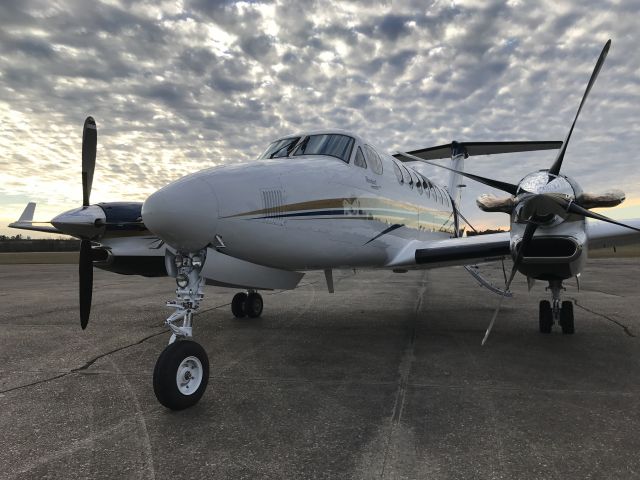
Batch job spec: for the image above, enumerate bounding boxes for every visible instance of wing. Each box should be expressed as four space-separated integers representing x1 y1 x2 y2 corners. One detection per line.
387 232 510 269
587 218 640 250
8 202 63 234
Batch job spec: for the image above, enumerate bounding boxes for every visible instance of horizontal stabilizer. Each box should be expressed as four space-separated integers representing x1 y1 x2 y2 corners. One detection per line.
394 141 562 161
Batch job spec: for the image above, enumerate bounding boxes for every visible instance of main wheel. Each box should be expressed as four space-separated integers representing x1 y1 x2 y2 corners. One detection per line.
539 300 553 334
560 300 575 335
245 292 263 318
153 340 209 410
231 292 247 318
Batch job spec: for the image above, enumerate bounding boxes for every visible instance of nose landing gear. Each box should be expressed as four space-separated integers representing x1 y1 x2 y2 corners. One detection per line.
231 290 264 318
539 280 574 334
154 250 210 410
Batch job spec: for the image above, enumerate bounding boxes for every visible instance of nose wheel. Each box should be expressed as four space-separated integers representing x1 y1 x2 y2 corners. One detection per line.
153 340 209 410
539 281 575 334
539 300 553 334
559 300 574 334
231 291 263 318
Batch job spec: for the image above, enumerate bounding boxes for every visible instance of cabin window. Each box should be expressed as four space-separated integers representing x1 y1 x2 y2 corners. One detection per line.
293 134 355 163
409 170 421 192
415 174 423 195
259 137 301 159
392 161 403 184
354 147 367 169
363 145 383 175
435 187 443 204
418 174 430 198
401 165 413 189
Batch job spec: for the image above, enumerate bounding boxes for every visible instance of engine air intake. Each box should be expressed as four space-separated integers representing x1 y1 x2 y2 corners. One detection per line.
520 237 579 261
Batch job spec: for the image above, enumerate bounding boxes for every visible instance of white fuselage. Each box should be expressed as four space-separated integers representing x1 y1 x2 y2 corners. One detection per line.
142 134 457 272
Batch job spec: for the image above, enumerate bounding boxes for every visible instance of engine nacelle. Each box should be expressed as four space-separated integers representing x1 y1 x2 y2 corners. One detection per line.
92 232 167 277
510 220 587 282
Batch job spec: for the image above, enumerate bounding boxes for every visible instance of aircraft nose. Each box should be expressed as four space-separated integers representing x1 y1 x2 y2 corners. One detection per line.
142 175 218 252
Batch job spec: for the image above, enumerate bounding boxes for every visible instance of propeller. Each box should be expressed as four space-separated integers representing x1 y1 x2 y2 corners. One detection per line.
548 40 610 176
398 40 639 343
481 220 539 345
82 117 97 207
79 239 93 329
400 41 640 234
80 116 97 329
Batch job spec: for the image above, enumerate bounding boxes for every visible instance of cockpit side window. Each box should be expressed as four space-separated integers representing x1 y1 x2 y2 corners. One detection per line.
259 137 301 159
293 134 355 163
354 147 367 169
363 145 383 175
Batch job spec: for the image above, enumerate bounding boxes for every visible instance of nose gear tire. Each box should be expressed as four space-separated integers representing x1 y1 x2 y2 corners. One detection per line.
153 340 209 410
539 300 553 334
560 301 575 334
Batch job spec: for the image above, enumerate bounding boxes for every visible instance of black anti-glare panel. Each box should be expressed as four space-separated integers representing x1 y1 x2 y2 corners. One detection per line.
394 141 563 161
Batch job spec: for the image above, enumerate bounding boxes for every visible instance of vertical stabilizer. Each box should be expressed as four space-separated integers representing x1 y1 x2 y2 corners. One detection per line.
447 141 467 210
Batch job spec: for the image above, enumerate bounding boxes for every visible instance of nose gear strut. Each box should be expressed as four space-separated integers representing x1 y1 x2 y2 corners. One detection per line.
165 250 207 344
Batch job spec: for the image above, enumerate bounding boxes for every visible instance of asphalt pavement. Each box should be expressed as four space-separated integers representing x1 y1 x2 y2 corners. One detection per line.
1 259 639 479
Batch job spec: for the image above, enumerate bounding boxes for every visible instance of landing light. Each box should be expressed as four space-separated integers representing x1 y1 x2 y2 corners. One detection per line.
191 255 203 268
176 274 189 288
174 255 184 268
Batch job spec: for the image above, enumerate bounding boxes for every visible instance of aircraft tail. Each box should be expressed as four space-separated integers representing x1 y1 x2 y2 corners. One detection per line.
446 142 466 210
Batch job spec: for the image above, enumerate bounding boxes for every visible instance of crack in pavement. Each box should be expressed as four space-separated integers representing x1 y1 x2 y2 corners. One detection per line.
379 271 425 479
0 328 167 395
570 298 636 337
0 273 354 396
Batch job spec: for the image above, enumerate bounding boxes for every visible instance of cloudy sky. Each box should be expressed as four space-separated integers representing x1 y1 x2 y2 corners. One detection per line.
1 0 639 237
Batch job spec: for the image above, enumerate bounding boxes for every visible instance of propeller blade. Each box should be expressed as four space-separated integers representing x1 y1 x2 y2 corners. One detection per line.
79 239 93 329
396 150 519 195
548 40 611 175
82 117 97 206
482 221 538 345
566 202 640 232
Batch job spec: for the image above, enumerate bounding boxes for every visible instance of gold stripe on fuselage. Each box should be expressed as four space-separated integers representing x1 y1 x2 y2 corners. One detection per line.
224 197 455 235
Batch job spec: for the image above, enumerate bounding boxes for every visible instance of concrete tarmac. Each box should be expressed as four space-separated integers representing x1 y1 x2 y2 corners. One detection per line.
1 259 639 479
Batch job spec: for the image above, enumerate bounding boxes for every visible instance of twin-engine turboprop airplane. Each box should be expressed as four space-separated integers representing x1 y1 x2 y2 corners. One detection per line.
10 39 640 410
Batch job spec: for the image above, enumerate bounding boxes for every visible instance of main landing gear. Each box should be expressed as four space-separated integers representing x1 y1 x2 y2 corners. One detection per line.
231 290 263 318
154 250 210 410
538 280 574 335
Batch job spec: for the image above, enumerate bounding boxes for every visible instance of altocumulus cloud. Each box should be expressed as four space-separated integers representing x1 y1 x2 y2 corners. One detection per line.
0 0 639 232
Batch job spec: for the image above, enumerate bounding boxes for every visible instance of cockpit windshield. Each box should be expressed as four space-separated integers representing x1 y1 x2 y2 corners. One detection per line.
259 137 301 159
293 134 354 163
